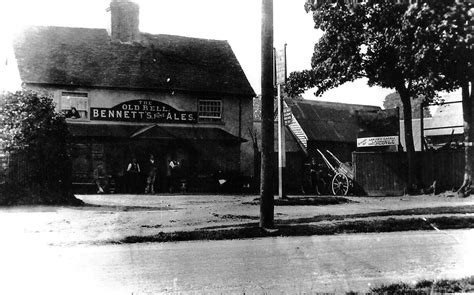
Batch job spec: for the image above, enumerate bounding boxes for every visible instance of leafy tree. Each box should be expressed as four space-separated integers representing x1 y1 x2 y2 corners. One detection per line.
408 1 473 196
0 90 81 205
383 92 432 120
285 0 469 192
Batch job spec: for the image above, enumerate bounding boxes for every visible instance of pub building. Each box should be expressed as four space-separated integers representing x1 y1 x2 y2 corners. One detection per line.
11 0 255 193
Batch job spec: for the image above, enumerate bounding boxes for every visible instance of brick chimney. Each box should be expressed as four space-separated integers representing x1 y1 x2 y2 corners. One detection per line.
109 0 140 42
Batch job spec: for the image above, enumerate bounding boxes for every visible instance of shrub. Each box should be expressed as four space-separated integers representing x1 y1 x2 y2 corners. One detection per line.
0 90 82 205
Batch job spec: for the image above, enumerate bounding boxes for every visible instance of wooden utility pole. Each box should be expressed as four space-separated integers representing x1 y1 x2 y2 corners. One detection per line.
260 0 274 228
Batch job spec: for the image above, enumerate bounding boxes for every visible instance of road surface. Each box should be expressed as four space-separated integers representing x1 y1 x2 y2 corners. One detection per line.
1 230 473 294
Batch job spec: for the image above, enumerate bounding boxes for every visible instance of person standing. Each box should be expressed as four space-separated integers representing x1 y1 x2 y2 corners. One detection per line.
309 157 321 195
145 154 158 194
168 159 180 193
93 163 108 194
127 157 141 194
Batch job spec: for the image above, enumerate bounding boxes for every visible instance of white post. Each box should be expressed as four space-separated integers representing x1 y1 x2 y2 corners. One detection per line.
276 45 287 199
278 84 284 199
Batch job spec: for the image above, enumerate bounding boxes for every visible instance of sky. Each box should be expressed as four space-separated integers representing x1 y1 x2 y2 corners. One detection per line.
0 0 394 107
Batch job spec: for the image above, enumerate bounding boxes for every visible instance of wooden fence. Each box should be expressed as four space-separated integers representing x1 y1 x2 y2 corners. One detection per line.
353 151 464 196
1 153 31 186
2 149 465 196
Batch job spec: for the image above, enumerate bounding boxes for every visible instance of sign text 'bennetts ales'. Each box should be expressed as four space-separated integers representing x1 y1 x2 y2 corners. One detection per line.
90 100 197 124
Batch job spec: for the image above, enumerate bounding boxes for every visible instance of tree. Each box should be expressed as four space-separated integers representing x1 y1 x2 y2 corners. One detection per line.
407 1 473 196
0 90 81 205
383 92 432 120
285 0 468 192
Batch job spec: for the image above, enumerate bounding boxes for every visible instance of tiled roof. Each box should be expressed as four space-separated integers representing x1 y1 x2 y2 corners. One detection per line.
136 125 246 143
400 103 464 151
67 123 139 138
287 100 381 143
253 121 302 153
68 123 245 143
13 26 255 96
430 102 463 130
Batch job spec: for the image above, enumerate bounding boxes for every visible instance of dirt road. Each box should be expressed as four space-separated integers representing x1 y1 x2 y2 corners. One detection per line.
1 229 472 294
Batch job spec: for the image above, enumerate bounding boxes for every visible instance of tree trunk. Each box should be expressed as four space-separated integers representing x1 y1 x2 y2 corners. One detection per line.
457 81 473 197
260 0 274 228
398 88 418 193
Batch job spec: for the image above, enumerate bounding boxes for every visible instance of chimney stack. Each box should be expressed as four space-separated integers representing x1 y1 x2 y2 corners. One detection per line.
109 0 140 43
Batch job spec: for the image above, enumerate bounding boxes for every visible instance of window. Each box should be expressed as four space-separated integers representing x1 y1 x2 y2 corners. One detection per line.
198 100 222 122
61 92 89 119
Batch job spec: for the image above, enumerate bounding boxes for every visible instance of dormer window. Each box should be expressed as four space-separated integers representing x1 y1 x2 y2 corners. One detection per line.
61 92 89 119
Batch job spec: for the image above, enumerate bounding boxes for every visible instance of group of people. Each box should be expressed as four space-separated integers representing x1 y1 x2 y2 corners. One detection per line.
94 155 182 194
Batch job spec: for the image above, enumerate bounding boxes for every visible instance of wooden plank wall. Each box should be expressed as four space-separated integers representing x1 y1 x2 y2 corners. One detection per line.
420 151 464 191
353 152 406 196
353 151 464 196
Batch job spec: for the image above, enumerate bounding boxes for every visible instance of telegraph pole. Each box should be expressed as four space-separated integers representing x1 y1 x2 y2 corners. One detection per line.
260 0 274 229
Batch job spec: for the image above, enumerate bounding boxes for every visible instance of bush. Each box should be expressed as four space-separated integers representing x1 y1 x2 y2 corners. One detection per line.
0 183 83 206
0 90 81 205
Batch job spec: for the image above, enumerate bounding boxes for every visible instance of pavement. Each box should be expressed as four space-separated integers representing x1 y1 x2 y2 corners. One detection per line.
1 192 473 246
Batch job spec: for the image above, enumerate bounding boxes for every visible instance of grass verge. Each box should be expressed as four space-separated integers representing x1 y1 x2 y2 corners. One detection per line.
244 196 354 206
112 215 474 244
367 276 474 294
201 205 474 230
278 205 474 224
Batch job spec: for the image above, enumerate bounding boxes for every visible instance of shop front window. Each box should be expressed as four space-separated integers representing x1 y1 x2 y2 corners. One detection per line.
61 92 89 119
198 100 222 122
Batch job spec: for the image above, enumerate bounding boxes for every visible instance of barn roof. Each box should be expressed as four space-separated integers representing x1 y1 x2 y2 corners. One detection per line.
287 100 381 143
13 26 255 96
253 121 302 153
400 102 464 151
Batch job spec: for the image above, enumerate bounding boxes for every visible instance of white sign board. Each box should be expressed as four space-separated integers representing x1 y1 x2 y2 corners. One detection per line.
275 48 286 85
357 136 399 147
283 105 292 125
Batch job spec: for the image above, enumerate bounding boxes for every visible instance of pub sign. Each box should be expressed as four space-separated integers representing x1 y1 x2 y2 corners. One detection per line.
91 100 197 124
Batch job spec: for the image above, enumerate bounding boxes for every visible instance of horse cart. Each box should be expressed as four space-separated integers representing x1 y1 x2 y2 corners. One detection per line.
316 149 354 196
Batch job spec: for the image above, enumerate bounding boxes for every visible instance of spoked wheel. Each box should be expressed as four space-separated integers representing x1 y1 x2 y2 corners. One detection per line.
332 173 349 196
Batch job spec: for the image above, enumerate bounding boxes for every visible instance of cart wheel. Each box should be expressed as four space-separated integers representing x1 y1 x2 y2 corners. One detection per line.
332 173 349 196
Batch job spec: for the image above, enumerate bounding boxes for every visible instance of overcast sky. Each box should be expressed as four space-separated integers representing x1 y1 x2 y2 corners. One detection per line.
0 0 393 106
